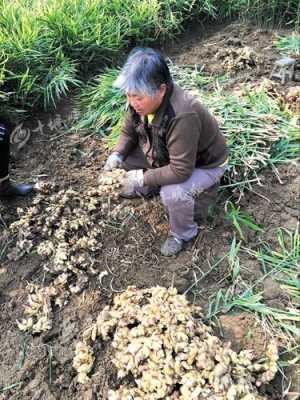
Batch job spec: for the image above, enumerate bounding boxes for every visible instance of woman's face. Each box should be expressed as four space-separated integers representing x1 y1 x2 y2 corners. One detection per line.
126 84 167 117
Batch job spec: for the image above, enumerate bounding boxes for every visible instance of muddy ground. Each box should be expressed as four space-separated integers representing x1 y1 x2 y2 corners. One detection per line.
0 22 299 399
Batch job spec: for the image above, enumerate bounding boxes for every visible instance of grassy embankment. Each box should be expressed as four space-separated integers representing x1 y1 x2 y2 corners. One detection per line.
0 0 299 120
0 0 212 120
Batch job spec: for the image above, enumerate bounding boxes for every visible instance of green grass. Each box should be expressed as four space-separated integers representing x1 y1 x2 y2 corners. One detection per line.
73 68 125 136
0 0 213 116
251 225 299 277
217 0 300 28
225 201 263 240
206 225 300 345
0 1 81 111
1 0 299 118
0 381 23 393
274 34 300 56
203 87 300 196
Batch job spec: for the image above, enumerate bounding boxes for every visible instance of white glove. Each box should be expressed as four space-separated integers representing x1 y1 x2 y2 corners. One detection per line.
123 169 144 192
103 152 123 171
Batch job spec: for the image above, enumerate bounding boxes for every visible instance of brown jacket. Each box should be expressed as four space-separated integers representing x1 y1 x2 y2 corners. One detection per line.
114 83 229 187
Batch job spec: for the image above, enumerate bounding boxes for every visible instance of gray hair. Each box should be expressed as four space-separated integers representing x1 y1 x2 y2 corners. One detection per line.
114 47 171 97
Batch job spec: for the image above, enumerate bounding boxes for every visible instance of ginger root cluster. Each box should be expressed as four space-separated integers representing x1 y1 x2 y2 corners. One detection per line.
75 286 278 400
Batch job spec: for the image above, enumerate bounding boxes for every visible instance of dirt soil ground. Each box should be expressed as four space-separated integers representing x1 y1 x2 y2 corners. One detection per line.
0 22 299 399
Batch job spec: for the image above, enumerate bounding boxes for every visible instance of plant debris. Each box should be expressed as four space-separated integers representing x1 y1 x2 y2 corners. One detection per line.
16 274 70 333
75 286 279 399
135 200 169 236
285 86 300 115
215 47 263 71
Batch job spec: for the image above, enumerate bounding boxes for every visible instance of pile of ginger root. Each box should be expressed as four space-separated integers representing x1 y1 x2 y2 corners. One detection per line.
74 286 278 400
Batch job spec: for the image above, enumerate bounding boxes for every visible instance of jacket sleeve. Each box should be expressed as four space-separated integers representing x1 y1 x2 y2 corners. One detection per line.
144 113 201 187
113 111 138 158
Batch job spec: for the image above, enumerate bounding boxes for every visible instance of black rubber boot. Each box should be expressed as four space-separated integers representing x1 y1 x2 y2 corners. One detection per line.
0 123 10 180
0 179 33 197
0 121 33 198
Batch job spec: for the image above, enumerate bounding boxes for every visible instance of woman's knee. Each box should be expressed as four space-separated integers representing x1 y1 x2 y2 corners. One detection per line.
160 184 191 207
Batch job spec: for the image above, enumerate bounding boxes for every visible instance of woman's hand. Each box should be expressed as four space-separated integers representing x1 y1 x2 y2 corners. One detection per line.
122 169 144 192
103 152 123 171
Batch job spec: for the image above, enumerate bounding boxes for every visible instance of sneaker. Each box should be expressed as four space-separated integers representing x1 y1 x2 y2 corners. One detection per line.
161 236 183 257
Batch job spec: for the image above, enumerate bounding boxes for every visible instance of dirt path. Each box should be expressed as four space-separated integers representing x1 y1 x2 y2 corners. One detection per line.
0 22 299 400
